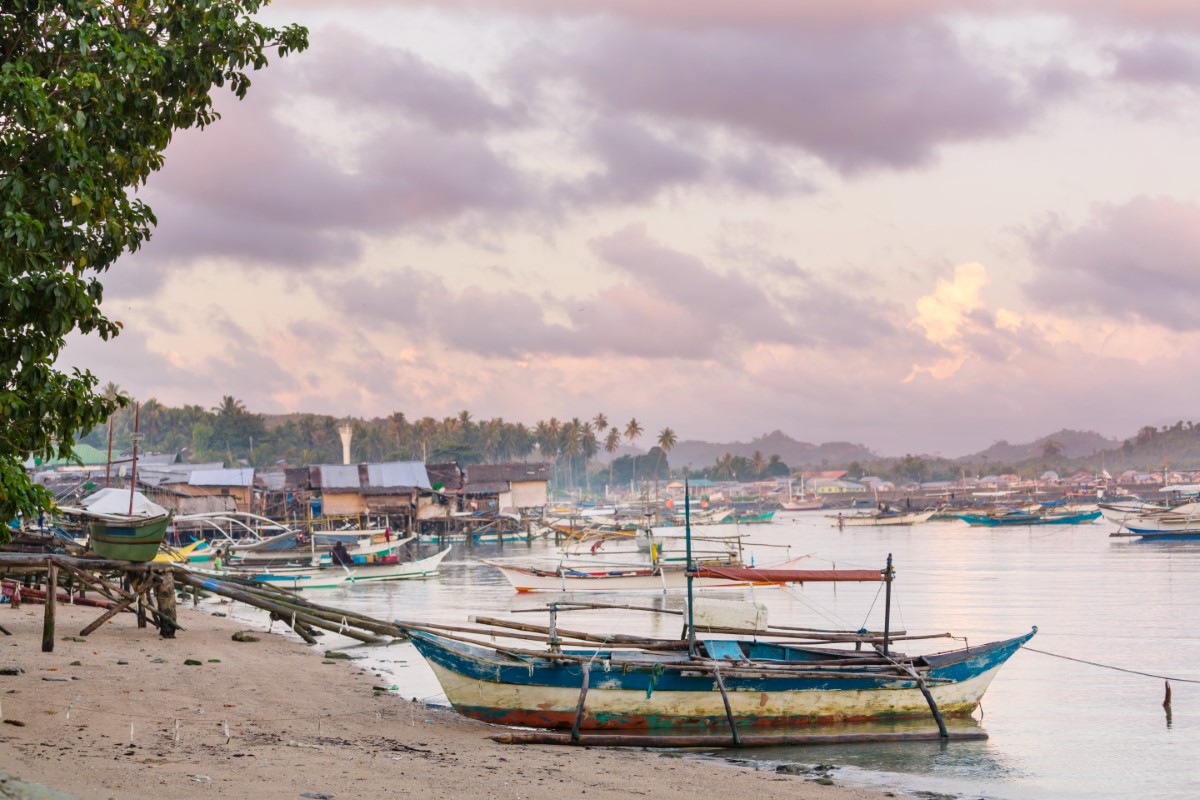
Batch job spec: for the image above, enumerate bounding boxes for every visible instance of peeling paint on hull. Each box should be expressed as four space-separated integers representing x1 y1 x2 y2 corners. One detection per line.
408 628 1035 731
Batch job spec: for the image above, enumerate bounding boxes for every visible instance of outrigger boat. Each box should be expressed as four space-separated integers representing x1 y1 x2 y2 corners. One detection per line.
209 546 453 590
484 555 812 593
399 486 1034 746
828 508 935 527
957 509 1101 527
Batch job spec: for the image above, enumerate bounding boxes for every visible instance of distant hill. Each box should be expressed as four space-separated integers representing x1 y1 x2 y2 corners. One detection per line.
669 430 877 470
961 429 1121 465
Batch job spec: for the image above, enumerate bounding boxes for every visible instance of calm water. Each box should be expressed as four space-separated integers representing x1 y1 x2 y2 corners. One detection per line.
221 512 1200 799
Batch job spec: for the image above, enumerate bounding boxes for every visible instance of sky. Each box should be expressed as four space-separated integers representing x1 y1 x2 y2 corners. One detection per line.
61 0 1200 458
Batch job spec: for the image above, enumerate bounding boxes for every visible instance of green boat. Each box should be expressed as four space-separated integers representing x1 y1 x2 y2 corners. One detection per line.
88 511 174 561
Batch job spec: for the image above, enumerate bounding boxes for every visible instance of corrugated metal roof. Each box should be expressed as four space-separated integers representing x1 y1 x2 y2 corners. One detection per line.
368 462 430 489
317 464 362 489
189 468 255 487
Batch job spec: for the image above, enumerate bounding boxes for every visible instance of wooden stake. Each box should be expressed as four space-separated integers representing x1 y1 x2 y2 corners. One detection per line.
570 664 590 742
41 561 57 653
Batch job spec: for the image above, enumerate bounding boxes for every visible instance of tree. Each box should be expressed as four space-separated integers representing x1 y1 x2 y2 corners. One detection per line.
624 418 643 490
1040 439 1064 459
604 428 621 489
655 427 677 482
0 2 307 533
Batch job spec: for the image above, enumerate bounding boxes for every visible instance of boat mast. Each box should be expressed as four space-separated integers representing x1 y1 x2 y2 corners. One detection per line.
128 401 140 515
104 416 114 488
685 479 696 657
881 552 894 656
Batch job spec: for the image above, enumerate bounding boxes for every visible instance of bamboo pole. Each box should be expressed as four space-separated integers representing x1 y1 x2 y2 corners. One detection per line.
173 572 388 644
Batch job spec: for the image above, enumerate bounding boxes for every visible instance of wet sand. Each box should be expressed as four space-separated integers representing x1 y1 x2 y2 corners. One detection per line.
0 601 897 799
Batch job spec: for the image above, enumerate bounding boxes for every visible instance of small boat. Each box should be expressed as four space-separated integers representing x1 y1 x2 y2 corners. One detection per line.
224 546 453 590
60 488 174 562
400 485 1034 743
400 555 1033 736
957 510 1102 527
780 499 824 512
484 555 812 593
829 508 935 527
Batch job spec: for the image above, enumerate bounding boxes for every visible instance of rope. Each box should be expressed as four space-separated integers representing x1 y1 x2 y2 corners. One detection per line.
1024 646 1200 684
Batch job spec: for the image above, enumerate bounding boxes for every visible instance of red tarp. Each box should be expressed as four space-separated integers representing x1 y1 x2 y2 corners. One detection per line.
694 567 883 583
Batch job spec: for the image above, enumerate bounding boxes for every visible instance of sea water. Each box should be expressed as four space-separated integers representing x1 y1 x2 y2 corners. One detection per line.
223 512 1200 800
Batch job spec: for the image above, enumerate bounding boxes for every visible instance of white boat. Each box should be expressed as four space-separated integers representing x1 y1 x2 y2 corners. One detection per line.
1115 501 1200 534
828 509 935 527
216 546 453 590
484 555 811 593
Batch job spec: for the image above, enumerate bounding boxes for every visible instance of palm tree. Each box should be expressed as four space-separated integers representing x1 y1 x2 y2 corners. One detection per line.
604 428 622 490
624 418 643 491
655 427 677 480
750 450 766 479
592 413 608 436
654 427 677 512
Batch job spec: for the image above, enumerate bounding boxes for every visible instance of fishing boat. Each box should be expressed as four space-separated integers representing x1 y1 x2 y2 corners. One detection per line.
1115 500 1200 539
484 555 812 593
217 546 453 590
399 487 1034 744
828 508 935 527
61 488 174 562
957 509 1101 527
780 498 824 512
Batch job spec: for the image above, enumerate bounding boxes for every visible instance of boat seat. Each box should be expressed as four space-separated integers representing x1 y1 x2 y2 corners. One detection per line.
703 640 745 661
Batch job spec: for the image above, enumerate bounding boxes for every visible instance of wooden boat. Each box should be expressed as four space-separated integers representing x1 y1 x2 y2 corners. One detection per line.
404 620 1035 732
957 510 1101 527
780 499 824 512
61 488 174 562
828 509 935 527
225 546 452 590
400 485 1034 742
87 511 174 561
484 555 811 593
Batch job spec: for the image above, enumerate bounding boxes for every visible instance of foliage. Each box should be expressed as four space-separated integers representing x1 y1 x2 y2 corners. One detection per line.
0 2 307 532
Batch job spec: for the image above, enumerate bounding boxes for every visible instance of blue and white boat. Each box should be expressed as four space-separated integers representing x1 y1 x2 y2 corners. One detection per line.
399 487 1035 743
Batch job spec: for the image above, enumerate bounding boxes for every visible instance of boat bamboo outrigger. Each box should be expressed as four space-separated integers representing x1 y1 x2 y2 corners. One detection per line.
398 481 1035 747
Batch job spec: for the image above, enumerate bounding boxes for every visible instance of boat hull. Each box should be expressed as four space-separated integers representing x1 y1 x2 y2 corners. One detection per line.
409 629 1035 731
88 513 174 562
236 546 452 590
957 511 1101 526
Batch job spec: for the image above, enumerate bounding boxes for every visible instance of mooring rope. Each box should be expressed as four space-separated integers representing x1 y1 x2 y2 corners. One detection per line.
1024 646 1200 684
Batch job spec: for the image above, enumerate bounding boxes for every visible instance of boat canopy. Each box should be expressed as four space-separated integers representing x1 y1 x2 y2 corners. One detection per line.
71 488 167 518
1160 484 1200 494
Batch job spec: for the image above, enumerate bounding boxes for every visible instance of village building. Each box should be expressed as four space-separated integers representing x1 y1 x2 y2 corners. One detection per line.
461 463 551 514
309 462 431 532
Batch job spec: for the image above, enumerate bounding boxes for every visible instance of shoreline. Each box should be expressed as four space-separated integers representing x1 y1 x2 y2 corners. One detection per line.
0 601 899 799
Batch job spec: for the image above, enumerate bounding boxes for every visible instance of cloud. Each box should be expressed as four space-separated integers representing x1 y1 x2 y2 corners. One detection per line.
300 27 525 132
905 262 1026 381
1024 197 1200 331
514 20 1061 174
1110 39 1200 87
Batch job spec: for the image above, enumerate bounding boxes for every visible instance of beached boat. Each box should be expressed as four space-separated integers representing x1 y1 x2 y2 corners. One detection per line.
829 509 935 527
957 510 1101 527
484 555 811 593
61 488 174 562
399 486 1034 743
400 555 1034 737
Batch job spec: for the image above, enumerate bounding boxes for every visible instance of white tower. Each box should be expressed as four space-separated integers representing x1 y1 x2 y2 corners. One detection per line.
337 422 353 465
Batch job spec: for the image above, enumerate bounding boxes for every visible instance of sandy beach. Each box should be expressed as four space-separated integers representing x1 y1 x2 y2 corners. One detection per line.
0 600 896 800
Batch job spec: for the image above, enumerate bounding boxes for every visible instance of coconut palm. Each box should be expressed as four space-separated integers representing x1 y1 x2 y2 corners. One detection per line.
624 418 643 490
592 413 608 435
604 428 622 489
655 427 677 480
